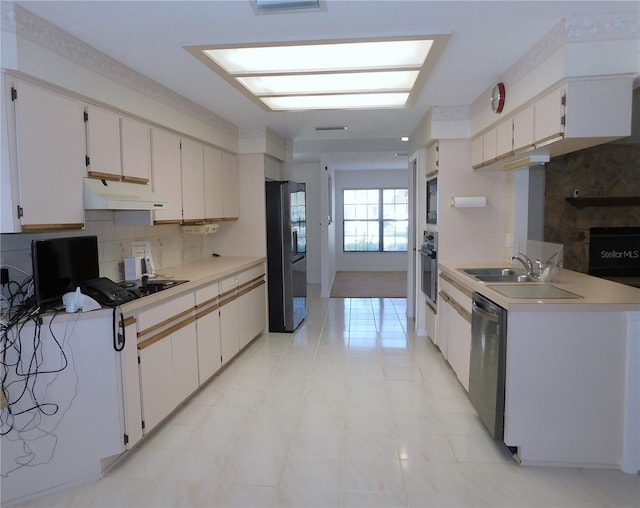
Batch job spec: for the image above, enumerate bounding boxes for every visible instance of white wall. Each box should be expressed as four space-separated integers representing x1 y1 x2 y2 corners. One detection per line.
291 162 322 284
320 159 336 297
334 169 409 272
438 139 507 264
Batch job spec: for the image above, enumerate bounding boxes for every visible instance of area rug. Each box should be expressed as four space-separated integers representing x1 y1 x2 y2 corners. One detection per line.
330 271 407 298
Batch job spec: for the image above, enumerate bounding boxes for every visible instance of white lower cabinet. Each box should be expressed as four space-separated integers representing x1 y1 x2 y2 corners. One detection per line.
195 282 223 384
438 275 472 390
220 295 241 365
137 293 198 434
196 307 222 383
239 281 267 349
171 321 199 403
138 318 198 434
138 335 174 433
120 317 143 448
137 264 265 433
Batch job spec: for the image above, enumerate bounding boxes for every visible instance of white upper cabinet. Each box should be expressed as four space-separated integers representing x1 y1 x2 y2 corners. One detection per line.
482 128 497 163
221 151 239 219
120 117 151 184
11 80 86 231
264 156 283 181
533 85 565 146
203 144 224 220
180 137 205 222
472 76 633 169
85 106 122 181
471 136 484 169
426 142 439 176
151 128 183 223
512 105 535 153
495 118 513 160
86 108 151 185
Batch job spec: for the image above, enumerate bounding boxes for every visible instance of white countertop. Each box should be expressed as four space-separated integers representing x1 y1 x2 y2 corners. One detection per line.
439 261 640 312
121 256 266 314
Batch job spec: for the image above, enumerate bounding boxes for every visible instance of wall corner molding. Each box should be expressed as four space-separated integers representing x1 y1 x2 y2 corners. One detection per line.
11 3 238 137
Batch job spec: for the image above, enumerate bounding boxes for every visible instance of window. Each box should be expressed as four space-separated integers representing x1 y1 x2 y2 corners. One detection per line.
343 188 408 252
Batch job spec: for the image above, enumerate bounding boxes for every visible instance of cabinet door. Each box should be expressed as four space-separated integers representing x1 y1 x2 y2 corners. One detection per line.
196 308 222 384
220 297 240 365
171 321 199 404
181 138 205 222
248 283 266 346
482 128 497 164
534 86 565 146
264 156 283 181
120 117 151 184
85 106 121 180
447 305 471 391
495 119 513 159
436 294 450 358
221 151 239 219
151 128 183 223
13 80 85 230
203 145 224 220
471 136 484 169
121 319 143 448
425 142 438 176
512 105 534 153
139 336 173 433
238 284 266 349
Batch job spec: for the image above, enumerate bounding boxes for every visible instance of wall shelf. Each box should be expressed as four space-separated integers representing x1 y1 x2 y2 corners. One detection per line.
565 196 640 207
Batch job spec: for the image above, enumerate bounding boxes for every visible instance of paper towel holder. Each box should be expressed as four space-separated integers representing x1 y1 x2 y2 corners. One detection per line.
450 196 487 208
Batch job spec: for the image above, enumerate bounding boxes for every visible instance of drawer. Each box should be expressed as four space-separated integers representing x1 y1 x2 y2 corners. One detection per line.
137 292 195 334
219 275 238 292
236 264 265 285
194 282 220 306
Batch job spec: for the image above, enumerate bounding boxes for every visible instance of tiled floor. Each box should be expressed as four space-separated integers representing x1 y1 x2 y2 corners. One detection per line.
15 289 639 507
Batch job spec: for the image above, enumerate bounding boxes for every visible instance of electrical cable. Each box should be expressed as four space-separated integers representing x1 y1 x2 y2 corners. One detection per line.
0 274 77 477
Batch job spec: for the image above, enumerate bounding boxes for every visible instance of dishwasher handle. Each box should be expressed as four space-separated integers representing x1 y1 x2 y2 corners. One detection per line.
472 301 500 323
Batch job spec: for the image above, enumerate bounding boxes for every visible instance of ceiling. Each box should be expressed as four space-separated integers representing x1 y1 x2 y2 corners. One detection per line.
14 1 639 170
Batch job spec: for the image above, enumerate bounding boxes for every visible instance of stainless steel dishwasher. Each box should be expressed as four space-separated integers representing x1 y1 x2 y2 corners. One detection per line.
469 292 508 440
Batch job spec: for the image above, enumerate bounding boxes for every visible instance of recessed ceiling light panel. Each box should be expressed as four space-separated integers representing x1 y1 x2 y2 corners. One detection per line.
261 93 409 111
187 35 450 111
237 71 419 96
203 40 432 74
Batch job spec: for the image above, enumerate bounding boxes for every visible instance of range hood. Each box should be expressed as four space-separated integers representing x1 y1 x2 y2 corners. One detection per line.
84 178 168 211
502 154 550 171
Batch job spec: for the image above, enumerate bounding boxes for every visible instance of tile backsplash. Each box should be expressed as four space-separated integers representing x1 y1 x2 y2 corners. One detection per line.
0 211 217 284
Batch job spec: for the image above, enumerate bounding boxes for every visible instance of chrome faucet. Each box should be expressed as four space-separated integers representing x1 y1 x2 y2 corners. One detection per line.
534 251 560 281
511 253 535 277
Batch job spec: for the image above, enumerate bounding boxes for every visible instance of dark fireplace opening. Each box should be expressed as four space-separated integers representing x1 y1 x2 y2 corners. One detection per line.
589 227 640 288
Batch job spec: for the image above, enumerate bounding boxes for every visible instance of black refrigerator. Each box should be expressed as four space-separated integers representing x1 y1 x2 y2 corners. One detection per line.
265 180 307 332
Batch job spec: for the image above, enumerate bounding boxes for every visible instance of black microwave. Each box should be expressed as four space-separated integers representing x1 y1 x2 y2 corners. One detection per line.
426 178 438 224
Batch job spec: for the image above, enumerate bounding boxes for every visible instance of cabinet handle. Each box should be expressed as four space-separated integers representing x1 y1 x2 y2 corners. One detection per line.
137 315 196 350
441 290 471 324
137 307 194 338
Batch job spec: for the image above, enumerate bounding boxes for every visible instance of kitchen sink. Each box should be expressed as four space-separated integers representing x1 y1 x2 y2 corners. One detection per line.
458 267 534 283
473 274 535 283
460 267 520 277
486 284 582 299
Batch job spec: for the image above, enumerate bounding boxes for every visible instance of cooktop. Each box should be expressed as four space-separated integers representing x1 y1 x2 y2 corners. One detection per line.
118 278 189 299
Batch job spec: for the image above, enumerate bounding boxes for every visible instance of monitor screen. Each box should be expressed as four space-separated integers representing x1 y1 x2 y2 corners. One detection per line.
31 235 99 308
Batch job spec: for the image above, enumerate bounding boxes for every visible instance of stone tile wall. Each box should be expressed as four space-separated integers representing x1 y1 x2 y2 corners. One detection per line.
545 142 640 273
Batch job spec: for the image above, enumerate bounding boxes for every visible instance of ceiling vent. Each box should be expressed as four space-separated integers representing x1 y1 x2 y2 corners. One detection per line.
315 126 348 131
253 0 322 14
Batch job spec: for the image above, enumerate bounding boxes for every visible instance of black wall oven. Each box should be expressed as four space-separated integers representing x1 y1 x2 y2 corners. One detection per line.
420 231 438 308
